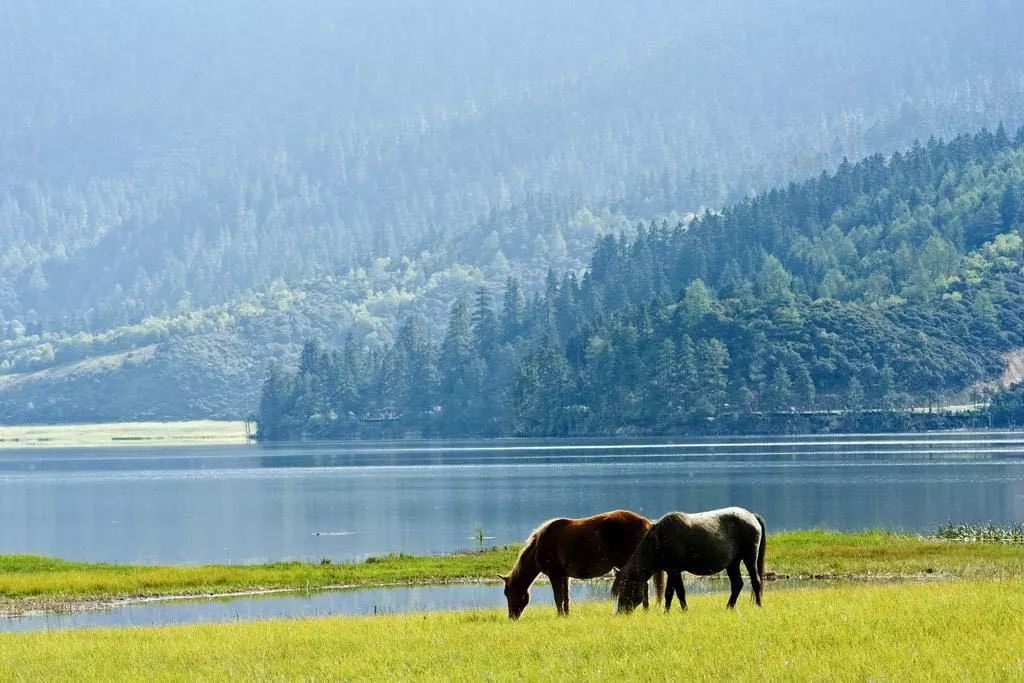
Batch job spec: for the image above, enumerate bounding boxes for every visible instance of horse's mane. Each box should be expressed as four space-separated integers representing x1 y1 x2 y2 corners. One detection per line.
509 518 557 584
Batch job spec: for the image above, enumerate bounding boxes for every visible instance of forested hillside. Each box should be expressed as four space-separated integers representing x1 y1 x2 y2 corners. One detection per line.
4 1 1024 422
258 128 1024 438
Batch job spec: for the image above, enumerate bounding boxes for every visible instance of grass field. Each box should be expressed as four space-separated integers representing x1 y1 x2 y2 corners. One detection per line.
0 421 249 448
3 530 1023 615
1 579 1021 681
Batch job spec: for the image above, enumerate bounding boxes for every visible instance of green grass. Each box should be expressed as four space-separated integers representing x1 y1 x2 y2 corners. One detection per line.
935 521 1024 544
762 528 1024 578
1 579 1021 681
0 420 248 448
0 548 518 613
3 530 1023 614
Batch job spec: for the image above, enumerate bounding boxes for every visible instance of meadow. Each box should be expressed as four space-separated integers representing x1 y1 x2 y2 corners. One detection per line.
3 530 1023 615
1 579 1021 681
0 421 248 448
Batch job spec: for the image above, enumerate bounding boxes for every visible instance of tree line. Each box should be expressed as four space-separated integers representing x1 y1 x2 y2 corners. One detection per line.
258 127 1024 439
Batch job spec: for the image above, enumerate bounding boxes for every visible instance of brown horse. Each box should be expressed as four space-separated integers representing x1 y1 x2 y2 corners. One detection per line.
499 510 666 619
613 507 766 613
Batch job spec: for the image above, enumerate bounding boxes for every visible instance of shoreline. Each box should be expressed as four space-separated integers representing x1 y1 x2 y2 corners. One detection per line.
0 570 957 620
253 424 1023 445
2 422 1020 450
0 420 250 449
3 530 1022 618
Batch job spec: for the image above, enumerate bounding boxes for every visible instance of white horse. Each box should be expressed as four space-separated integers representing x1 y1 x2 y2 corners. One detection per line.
612 507 766 612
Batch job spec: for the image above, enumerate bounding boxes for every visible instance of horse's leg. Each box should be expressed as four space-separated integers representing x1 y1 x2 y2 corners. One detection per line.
550 574 566 616
743 552 763 606
642 581 650 610
673 573 687 610
653 571 666 606
726 559 743 608
560 576 571 615
664 576 674 612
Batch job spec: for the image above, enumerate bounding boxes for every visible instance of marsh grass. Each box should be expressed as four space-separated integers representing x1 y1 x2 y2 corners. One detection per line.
0 548 518 613
935 522 1024 544
3 530 1023 614
0 579 1021 681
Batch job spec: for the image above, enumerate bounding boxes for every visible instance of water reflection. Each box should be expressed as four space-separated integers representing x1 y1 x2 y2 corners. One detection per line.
0 581 625 632
1 434 1023 564
1 576 776 633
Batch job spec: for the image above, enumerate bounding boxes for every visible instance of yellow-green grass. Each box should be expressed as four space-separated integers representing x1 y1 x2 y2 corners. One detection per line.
0 549 513 614
765 528 1024 578
1 579 1022 681
0 420 248 448
3 530 1022 614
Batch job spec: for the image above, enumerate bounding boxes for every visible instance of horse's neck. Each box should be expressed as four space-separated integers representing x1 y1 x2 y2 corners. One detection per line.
509 537 541 589
629 528 659 580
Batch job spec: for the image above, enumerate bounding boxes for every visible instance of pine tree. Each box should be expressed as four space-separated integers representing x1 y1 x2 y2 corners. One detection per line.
765 366 793 411
847 377 865 412
501 277 525 342
680 279 714 327
257 362 294 441
439 298 480 432
472 287 499 359
793 363 816 407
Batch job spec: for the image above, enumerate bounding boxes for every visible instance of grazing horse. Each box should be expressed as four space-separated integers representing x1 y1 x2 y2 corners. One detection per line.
500 510 666 619
613 507 766 613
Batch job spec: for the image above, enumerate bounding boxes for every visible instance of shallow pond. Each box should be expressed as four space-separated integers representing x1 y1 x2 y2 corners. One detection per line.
0 576 772 632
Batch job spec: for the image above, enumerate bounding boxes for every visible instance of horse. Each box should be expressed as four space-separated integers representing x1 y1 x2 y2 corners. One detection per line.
499 510 667 619
612 506 766 613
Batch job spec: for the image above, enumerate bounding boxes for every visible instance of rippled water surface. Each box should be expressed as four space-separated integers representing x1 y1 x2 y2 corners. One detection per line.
2 433 1023 564
1 581 626 632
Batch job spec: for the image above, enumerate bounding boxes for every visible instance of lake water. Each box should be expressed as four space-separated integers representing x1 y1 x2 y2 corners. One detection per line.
0 581 627 632
2 433 1024 565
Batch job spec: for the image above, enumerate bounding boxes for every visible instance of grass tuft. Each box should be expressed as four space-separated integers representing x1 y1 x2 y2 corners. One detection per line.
935 522 1024 544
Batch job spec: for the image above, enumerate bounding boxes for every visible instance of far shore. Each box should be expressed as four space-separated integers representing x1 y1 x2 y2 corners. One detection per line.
0 420 250 449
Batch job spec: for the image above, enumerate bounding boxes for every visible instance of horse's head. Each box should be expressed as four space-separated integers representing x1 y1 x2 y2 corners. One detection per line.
613 570 645 614
499 574 530 620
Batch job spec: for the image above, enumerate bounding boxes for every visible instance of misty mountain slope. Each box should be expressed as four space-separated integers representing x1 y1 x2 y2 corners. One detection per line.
4 2 1024 422
258 128 1024 439
0 259 500 421
4 1 1024 326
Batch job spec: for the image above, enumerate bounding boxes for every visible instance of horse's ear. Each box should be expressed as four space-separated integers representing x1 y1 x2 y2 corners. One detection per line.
497 574 509 584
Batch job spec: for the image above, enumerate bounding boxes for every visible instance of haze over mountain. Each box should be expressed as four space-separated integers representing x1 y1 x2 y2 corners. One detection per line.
3 0 1024 422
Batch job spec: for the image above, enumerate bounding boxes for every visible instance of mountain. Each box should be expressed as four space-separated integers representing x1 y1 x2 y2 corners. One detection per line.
259 127 1024 438
4 1 1024 422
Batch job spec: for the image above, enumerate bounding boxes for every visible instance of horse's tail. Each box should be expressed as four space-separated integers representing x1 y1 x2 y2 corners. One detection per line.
652 570 667 605
755 514 767 586
610 568 622 597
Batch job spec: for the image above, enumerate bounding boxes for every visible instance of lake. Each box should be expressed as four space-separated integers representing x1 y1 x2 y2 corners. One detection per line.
1 573 797 632
2 432 1023 565
0 581 617 632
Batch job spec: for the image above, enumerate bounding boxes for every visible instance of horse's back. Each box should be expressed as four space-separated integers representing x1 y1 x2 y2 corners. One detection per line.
595 509 653 534
537 510 652 578
667 507 760 532
544 510 650 541
657 507 763 568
